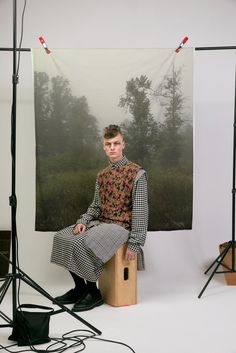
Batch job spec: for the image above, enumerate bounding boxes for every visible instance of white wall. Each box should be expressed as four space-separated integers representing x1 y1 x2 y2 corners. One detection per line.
0 0 236 294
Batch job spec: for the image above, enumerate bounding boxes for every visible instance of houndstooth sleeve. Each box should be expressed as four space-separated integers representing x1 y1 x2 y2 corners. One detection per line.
76 179 101 225
127 170 148 253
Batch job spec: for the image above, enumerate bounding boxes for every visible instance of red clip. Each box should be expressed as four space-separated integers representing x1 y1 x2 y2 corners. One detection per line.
39 36 51 55
175 36 188 53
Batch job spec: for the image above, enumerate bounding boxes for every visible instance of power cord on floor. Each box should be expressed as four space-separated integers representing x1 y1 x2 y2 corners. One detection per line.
62 330 136 353
0 329 136 353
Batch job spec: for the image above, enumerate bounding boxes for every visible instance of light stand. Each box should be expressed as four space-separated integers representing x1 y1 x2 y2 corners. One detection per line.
0 0 101 336
197 46 236 298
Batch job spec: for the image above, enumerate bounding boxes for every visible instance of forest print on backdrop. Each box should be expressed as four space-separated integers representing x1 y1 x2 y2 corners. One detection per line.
32 48 193 232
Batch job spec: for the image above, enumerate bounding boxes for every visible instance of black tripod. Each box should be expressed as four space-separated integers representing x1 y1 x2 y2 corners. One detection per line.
0 0 101 336
197 46 236 298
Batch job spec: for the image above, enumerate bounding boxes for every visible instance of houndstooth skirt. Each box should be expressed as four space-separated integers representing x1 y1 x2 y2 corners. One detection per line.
51 222 129 282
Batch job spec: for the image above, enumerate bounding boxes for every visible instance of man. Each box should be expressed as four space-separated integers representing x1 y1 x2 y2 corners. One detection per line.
51 124 148 311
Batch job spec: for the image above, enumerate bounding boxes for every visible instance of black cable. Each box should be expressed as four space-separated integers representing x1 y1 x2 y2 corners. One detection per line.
9 2 28 328
52 330 136 353
8 3 31 347
91 335 136 353
0 341 32 353
43 330 94 353
10 0 28 269
0 329 136 353
14 0 27 287
16 0 27 76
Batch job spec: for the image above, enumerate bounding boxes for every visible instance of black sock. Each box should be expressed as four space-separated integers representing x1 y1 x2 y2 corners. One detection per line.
86 281 98 294
69 271 87 292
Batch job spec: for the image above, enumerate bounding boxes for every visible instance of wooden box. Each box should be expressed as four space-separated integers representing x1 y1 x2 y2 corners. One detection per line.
219 242 236 285
99 244 137 306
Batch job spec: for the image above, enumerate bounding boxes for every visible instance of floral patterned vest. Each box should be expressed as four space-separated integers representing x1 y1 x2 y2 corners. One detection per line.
97 162 141 230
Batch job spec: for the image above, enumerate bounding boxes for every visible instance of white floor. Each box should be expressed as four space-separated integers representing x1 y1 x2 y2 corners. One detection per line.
1 231 236 353
1 270 236 353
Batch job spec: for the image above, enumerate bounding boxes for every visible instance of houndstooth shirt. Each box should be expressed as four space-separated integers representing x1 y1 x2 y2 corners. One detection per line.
76 156 148 254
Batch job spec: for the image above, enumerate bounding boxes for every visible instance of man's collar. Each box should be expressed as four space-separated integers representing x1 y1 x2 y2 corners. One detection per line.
110 156 128 169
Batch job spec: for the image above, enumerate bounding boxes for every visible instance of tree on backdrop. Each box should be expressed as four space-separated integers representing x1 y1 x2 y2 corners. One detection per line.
119 75 159 167
118 68 193 230
153 66 190 169
34 71 103 231
34 72 101 159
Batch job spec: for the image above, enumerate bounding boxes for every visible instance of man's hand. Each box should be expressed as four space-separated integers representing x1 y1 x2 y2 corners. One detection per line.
125 248 137 262
73 223 86 235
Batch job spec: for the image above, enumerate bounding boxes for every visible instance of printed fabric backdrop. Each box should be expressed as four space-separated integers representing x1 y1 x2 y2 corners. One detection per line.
32 48 193 232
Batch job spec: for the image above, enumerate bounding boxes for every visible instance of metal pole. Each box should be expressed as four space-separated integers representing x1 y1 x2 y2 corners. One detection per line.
10 0 18 322
0 47 30 52
231 67 236 271
195 46 236 51
196 45 236 297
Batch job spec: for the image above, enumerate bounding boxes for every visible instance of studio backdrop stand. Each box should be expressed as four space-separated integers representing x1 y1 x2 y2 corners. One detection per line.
196 45 236 298
0 0 101 336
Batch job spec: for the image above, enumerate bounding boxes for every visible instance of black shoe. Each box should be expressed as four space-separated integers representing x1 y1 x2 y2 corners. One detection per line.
72 291 104 312
54 288 83 305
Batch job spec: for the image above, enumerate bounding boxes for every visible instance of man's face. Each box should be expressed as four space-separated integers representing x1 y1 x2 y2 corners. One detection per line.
103 133 125 163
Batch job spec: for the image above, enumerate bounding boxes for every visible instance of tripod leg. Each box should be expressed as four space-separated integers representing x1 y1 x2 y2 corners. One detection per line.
0 276 14 326
204 242 231 275
198 244 231 298
0 310 13 325
0 253 102 334
19 274 102 335
0 276 12 305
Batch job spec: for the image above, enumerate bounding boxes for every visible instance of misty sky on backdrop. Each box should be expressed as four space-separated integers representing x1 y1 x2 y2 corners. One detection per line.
32 48 193 131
